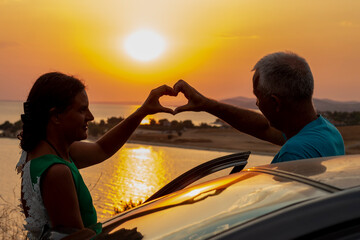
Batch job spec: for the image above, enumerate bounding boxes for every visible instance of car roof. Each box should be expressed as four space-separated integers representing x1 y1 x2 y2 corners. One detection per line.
210 186 360 240
252 154 360 189
99 155 360 239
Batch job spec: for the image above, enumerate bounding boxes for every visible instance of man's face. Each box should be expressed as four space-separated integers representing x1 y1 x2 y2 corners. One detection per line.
252 71 279 128
253 71 267 113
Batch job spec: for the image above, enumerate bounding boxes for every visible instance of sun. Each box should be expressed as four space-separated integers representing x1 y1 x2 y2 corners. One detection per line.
124 29 166 62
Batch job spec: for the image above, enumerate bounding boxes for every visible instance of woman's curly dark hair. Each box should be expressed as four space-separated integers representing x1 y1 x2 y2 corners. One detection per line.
19 72 85 152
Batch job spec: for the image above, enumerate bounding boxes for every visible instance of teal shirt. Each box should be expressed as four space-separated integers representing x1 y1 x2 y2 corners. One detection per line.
272 116 345 163
30 155 102 234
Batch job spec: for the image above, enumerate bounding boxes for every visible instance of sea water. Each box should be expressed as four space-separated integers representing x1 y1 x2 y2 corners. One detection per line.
0 100 272 222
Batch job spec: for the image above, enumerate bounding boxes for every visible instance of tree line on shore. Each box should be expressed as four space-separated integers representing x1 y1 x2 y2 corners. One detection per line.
87 117 219 137
1 111 360 138
0 117 218 138
319 111 360 126
0 119 22 138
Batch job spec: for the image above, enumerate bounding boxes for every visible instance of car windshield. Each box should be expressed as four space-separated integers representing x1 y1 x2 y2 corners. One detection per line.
105 171 328 240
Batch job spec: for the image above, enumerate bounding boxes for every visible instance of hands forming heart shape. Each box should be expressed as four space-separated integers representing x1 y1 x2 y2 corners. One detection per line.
141 80 209 116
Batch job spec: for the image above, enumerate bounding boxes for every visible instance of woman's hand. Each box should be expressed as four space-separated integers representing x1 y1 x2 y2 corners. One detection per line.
138 85 177 116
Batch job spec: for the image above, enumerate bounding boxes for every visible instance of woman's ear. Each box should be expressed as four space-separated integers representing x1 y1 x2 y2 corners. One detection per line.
49 107 61 124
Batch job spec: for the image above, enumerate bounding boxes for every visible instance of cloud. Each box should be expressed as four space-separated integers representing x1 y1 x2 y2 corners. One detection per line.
0 41 19 49
338 21 357 28
0 0 23 4
217 34 260 40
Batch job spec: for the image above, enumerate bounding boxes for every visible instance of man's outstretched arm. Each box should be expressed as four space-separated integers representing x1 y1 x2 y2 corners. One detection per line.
173 80 285 146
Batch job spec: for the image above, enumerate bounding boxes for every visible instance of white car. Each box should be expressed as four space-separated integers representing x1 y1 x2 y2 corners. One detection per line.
47 152 360 239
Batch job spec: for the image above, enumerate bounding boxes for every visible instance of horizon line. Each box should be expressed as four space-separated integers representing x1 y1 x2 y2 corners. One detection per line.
1 97 360 104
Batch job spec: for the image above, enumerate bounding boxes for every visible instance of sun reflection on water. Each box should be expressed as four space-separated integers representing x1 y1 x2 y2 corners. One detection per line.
96 146 171 220
81 144 271 221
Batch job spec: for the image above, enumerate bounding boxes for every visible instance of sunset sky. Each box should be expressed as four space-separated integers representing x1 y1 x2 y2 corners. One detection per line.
0 0 359 104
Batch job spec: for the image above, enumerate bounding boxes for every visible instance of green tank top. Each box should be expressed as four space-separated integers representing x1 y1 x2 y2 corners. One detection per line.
29 154 102 235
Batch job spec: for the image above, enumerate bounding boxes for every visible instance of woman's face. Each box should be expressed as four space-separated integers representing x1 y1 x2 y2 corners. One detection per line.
58 90 94 142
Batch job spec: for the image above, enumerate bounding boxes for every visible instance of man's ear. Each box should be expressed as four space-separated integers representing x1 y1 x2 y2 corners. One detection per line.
49 107 61 124
270 94 282 112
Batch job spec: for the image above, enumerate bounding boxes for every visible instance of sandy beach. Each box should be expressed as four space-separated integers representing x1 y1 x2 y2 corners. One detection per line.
129 125 360 156
336 125 360 154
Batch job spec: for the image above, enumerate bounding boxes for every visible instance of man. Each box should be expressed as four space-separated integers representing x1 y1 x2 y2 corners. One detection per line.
173 51 345 163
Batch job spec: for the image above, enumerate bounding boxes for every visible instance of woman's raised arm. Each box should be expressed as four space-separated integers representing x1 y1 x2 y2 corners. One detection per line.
69 85 176 169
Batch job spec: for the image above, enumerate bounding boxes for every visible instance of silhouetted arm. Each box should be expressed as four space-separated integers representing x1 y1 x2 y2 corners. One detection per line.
70 85 177 169
173 80 285 146
42 164 86 230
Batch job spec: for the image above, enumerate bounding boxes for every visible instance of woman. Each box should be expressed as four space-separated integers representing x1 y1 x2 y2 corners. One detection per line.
16 72 176 239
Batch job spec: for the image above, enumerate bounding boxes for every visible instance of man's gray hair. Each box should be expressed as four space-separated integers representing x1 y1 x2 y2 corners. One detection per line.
252 52 314 100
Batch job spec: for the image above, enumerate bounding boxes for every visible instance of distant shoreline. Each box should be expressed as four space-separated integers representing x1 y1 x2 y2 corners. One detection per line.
127 139 270 155
3 125 360 155
112 126 360 155
0 134 272 156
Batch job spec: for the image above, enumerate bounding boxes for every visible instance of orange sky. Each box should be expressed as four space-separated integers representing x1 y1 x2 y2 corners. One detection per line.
0 0 359 104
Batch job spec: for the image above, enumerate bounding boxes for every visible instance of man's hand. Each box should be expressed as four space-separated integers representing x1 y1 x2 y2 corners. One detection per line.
173 80 210 114
139 85 177 115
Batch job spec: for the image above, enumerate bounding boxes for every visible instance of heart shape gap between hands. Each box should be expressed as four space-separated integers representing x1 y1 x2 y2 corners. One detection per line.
159 92 188 112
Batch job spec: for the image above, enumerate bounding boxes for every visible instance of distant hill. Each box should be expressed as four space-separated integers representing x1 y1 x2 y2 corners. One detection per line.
313 99 360 112
221 96 360 112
